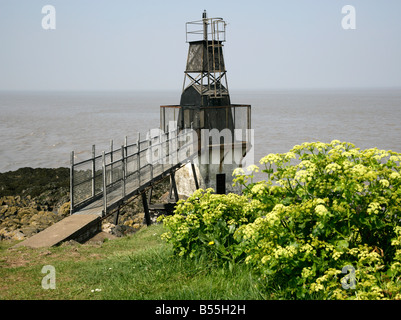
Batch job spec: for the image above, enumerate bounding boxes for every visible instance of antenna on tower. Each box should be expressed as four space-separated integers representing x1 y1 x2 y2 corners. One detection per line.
203 10 208 41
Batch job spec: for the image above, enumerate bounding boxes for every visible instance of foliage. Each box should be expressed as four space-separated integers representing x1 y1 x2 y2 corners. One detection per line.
160 141 401 299
159 189 256 263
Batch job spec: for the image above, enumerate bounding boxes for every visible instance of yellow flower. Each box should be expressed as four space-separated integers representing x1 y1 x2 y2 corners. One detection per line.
301 267 314 279
260 153 282 165
367 202 381 215
315 204 329 217
379 179 390 188
284 152 296 161
232 167 245 176
251 182 267 195
247 164 259 173
208 241 214 245
325 163 342 174
332 251 343 261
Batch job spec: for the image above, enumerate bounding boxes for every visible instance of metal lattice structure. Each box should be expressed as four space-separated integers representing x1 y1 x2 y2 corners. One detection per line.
181 11 230 109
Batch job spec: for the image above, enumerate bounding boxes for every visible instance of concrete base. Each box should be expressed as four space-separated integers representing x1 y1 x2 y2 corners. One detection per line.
13 214 101 248
175 162 242 196
175 163 205 197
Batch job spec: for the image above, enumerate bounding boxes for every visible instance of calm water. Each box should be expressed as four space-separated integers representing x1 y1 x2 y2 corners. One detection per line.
1 89 401 177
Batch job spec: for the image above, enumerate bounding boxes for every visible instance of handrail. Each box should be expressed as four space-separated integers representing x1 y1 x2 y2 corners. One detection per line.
70 128 195 216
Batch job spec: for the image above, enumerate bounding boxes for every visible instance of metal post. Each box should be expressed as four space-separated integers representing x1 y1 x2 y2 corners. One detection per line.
148 186 153 204
109 139 113 187
160 107 165 133
174 129 179 165
170 171 179 203
124 136 128 179
102 151 107 216
191 162 199 190
137 134 141 186
149 138 153 180
121 145 126 199
247 106 251 136
166 128 170 166
113 208 120 225
203 10 208 41
91 145 96 198
159 131 164 173
70 151 74 215
141 191 151 226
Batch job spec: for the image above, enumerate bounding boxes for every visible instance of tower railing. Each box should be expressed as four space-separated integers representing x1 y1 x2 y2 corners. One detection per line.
160 104 251 134
185 17 226 43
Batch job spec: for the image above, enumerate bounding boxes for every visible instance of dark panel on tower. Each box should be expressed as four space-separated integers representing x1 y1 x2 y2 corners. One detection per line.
185 41 225 72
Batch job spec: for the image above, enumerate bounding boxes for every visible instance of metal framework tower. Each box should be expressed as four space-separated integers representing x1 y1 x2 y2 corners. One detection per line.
182 10 229 105
179 10 233 131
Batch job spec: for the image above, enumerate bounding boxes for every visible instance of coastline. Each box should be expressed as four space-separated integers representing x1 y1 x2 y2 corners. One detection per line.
0 167 70 241
0 167 170 242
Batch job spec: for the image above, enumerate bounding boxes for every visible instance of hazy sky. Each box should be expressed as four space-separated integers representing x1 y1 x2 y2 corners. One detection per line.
0 0 400 91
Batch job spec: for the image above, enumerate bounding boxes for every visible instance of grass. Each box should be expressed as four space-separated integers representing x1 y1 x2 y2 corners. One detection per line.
0 224 265 300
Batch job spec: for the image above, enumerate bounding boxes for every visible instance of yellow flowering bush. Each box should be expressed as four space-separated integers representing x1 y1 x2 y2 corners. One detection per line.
159 188 257 262
233 141 401 299
160 141 401 299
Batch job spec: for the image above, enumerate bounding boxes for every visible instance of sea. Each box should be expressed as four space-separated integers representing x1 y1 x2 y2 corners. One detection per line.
1 88 401 182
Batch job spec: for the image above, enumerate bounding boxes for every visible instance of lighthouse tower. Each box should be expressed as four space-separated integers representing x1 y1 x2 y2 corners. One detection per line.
178 10 233 132
161 11 252 195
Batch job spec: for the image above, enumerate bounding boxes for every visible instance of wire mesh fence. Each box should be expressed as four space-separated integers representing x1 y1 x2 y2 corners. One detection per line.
70 128 193 216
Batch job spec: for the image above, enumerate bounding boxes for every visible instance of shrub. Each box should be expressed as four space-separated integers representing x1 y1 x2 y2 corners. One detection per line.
160 141 401 299
159 189 255 263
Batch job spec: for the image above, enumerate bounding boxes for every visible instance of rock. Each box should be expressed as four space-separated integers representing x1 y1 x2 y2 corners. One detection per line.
159 191 170 202
8 206 18 216
58 202 70 216
21 226 39 238
175 163 204 198
102 222 115 234
0 228 25 241
12 230 25 241
0 167 69 198
60 239 80 247
0 167 174 242
123 219 134 227
111 225 136 237
0 228 8 239
0 167 72 242
17 207 38 218
133 213 144 223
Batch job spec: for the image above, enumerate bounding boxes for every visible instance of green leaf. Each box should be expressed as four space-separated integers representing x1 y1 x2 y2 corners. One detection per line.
228 224 236 234
335 240 349 251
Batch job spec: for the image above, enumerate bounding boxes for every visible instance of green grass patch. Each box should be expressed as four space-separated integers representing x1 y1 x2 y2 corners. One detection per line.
0 225 264 300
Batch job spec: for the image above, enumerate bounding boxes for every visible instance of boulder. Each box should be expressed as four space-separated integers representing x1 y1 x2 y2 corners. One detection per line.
102 222 115 234
58 202 70 216
111 224 136 237
0 228 25 241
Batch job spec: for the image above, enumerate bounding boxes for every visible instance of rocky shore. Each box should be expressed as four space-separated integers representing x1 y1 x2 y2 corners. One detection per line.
0 167 170 242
